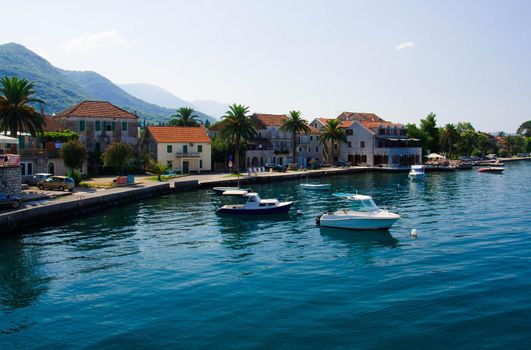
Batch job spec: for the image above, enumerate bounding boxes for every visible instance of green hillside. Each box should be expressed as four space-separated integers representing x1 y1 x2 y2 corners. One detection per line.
0 43 215 124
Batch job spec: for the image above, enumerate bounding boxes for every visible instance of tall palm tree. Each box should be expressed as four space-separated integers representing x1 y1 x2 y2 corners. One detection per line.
0 76 45 137
319 119 347 164
169 107 199 127
441 123 458 158
218 104 257 173
279 110 311 167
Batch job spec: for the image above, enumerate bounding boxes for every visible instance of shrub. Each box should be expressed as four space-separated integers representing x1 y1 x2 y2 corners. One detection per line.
67 170 82 185
101 142 134 174
498 149 508 158
60 140 88 171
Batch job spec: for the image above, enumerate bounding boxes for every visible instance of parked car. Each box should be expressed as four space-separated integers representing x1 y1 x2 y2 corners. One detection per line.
264 164 287 172
0 192 22 209
517 153 529 157
37 176 75 192
22 173 52 186
334 161 352 167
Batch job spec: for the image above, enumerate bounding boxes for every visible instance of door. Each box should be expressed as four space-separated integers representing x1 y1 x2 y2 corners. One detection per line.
182 161 190 174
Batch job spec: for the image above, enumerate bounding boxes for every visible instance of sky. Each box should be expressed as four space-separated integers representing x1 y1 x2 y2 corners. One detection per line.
1 0 530 132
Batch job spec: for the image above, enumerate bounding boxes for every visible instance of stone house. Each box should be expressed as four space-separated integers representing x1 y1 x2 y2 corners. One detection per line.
336 112 422 167
142 126 212 173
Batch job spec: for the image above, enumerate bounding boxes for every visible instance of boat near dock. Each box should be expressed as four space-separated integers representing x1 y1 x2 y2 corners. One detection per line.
216 192 293 215
408 165 425 178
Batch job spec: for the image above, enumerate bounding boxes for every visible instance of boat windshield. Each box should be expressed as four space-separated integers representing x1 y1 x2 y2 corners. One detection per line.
350 199 379 212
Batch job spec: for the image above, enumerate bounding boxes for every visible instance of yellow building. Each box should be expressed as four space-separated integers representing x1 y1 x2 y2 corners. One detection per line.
143 126 211 173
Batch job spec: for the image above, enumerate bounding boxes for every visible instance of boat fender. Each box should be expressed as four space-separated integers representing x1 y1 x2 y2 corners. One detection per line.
411 229 417 238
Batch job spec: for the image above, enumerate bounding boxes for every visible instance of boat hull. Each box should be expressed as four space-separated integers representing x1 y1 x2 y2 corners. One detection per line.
300 184 331 190
216 202 293 215
319 214 399 230
478 168 504 173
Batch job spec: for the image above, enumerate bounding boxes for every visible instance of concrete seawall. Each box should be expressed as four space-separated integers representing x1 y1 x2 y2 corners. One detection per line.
0 182 175 233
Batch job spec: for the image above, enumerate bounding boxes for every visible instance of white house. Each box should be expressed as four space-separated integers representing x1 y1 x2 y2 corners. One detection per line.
143 126 212 173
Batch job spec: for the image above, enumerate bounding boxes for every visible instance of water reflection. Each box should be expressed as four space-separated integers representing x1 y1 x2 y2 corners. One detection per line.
0 237 48 310
320 227 398 248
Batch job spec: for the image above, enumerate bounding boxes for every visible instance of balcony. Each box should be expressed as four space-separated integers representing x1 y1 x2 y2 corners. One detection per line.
175 152 201 158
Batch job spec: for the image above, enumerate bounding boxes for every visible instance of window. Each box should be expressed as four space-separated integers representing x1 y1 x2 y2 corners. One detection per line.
347 142 352 148
183 145 188 153
346 129 353 135
360 141 365 148
167 161 172 168
167 145 173 153
310 136 313 141
199 160 203 169
95 121 101 131
315 147 318 152
197 145 203 153
299 147 302 152
334 144 338 150
105 122 112 132
122 122 128 132
79 120 86 131
111 122 116 132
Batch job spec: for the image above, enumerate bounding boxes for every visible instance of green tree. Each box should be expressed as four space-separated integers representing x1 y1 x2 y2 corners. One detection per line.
218 104 257 173
0 76 45 136
406 123 428 155
517 120 531 137
505 135 525 156
279 110 311 167
60 140 88 172
169 107 199 127
440 123 459 158
456 121 475 134
319 119 347 164
458 129 477 156
475 132 495 155
419 113 440 153
101 142 134 174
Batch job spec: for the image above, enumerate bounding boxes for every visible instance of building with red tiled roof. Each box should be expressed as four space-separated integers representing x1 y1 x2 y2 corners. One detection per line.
54 101 139 157
143 126 211 173
251 114 288 129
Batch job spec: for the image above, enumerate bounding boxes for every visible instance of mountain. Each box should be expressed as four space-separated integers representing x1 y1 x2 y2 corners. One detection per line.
120 83 229 119
0 43 216 124
119 83 194 110
191 100 230 119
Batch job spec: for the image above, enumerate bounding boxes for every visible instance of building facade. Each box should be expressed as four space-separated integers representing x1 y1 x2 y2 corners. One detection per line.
336 112 422 167
54 101 139 154
143 126 212 173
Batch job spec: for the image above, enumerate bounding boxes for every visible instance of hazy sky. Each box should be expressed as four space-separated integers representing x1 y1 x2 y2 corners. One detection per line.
1 0 530 132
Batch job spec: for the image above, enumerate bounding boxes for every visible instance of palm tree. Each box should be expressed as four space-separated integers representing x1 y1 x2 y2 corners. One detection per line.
319 119 347 164
218 104 257 173
0 76 45 137
279 110 311 167
169 107 199 127
441 123 458 158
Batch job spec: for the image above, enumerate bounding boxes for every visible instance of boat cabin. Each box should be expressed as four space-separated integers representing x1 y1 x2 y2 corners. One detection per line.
346 195 380 212
244 193 280 208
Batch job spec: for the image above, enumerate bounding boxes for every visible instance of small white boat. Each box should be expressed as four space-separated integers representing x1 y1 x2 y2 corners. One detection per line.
409 165 425 178
222 189 249 196
213 186 250 194
216 192 293 215
317 194 400 230
300 183 331 190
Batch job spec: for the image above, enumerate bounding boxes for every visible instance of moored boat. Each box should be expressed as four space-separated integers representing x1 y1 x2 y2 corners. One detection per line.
216 192 293 215
408 165 425 178
213 186 251 195
300 183 332 190
478 167 504 173
317 194 400 230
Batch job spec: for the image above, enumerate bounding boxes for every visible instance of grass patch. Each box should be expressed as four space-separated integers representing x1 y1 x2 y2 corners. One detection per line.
222 173 244 178
79 182 115 189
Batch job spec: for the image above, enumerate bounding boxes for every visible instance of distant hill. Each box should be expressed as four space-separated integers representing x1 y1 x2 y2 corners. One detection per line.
120 83 229 119
0 42 216 124
119 83 194 110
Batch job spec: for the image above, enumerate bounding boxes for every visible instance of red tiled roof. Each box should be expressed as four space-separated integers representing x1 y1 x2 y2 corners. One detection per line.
339 121 354 128
316 117 332 125
337 112 385 123
147 126 211 143
308 125 320 134
361 121 403 129
58 101 139 120
42 116 65 132
252 114 288 128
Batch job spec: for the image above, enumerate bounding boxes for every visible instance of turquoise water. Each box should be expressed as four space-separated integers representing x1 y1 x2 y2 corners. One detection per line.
1 162 530 349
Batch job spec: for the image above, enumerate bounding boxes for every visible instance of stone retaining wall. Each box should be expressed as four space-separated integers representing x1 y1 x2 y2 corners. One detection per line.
0 165 21 195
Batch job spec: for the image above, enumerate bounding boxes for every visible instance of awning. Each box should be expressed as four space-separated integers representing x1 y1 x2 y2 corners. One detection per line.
0 135 18 144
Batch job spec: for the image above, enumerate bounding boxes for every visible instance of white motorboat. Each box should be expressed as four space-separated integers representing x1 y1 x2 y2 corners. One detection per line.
409 165 425 178
317 194 400 230
216 192 293 215
222 189 249 196
300 183 331 190
213 186 250 195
